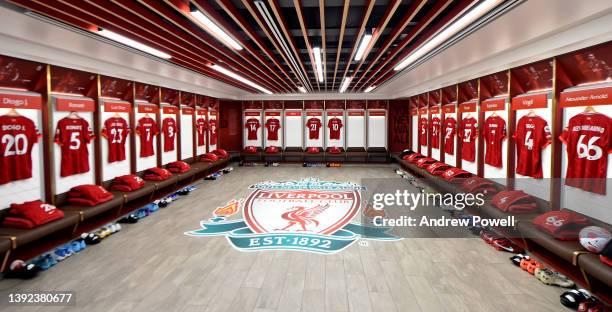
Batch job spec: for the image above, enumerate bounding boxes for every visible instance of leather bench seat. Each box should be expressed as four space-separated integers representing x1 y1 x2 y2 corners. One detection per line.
242 147 262 162
263 149 283 162
517 222 585 264
283 147 303 162
303 147 324 162
60 196 124 221
346 147 367 162
325 147 345 162
0 212 80 248
115 182 157 203
367 147 388 162
578 253 612 287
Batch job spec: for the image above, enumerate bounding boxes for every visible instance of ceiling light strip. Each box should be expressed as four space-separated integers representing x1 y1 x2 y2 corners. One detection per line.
313 47 324 83
211 64 272 94
364 85 376 93
354 33 373 61
339 76 352 93
98 29 171 59
189 9 242 50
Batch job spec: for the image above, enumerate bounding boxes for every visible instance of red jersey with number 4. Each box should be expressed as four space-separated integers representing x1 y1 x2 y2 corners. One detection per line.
136 117 158 157
162 117 177 152
560 112 612 195
209 119 217 145
513 115 551 178
101 117 129 163
245 118 260 140
306 118 322 139
483 115 507 168
458 117 478 162
430 117 441 148
328 118 343 140
55 117 94 177
0 115 39 184
419 117 428 146
196 118 207 146
443 117 457 155
265 118 281 141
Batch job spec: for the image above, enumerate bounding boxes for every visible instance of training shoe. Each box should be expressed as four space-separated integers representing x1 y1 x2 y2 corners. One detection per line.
82 233 101 245
36 254 57 270
119 214 139 224
560 289 591 309
4 260 41 279
53 247 69 261
492 238 523 253
510 254 526 266
70 241 82 253
535 268 575 288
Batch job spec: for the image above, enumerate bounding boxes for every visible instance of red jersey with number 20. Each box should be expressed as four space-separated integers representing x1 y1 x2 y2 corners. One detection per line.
265 118 281 141
443 117 457 155
162 117 177 152
245 118 260 140
458 117 478 162
55 117 94 177
560 112 612 195
101 117 129 163
328 118 343 140
0 115 39 184
483 115 507 168
136 117 158 157
306 118 322 140
513 115 551 178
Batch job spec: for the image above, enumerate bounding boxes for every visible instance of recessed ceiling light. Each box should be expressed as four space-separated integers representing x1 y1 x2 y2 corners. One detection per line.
190 9 243 50
298 86 307 93
313 47 324 83
339 76 352 93
354 32 373 61
98 28 171 59
210 64 272 94
364 85 376 93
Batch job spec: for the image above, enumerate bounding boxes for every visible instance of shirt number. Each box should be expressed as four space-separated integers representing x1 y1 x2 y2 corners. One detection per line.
2 134 28 156
577 135 602 160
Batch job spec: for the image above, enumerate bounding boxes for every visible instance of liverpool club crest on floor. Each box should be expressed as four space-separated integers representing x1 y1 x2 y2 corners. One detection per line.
185 178 399 254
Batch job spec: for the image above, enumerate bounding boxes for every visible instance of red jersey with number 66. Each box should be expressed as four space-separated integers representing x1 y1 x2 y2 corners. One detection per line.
136 117 158 157
265 118 281 141
560 112 612 195
101 117 129 163
55 117 94 177
513 115 551 178
0 115 39 184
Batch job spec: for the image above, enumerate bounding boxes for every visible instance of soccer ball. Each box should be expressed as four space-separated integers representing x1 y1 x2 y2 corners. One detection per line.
579 226 611 253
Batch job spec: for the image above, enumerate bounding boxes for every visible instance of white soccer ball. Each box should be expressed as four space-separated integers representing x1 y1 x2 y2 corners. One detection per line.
579 226 612 253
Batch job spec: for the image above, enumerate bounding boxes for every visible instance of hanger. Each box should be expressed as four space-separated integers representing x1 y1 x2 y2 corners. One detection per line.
144 112 150 118
490 111 497 117
583 106 596 113
5 108 21 117
68 111 80 119
113 112 121 118
527 109 537 117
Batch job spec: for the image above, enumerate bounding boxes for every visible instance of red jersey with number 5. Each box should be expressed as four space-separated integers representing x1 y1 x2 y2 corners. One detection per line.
136 117 158 157
0 115 39 184
209 119 217 145
483 115 507 168
162 117 177 152
328 117 343 140
419 117 428 146
196 118 207 146
265 118 281 141
55 117 94 177
101 117 129 163
306 118 322 139
443 117 456 155
560 112 612 195
430 117 441 148
513 115 551 178
245 118 260 140
458 117 478 162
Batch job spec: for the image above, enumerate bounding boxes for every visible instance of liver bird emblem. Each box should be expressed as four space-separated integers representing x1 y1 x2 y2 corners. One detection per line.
277 203 330 232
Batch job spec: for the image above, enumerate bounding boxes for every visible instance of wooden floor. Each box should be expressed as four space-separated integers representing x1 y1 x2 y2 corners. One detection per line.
0 164 568 312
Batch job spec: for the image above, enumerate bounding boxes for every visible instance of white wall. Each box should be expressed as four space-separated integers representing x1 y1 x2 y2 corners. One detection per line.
284 110 303 148
180 106 194 160
411 115 419 151
367 110 387 148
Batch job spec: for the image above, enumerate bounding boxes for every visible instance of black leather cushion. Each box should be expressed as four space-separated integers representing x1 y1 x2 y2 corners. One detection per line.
60 196 124 220
0 213 80 248
578 253 612 287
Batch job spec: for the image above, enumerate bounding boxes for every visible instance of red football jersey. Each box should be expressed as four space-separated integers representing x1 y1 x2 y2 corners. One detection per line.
265 118 281 141
443 117 457 155
196 118 207 146
483 115 507 168
458 117 478 162
418 117 428 146
513 115 551 178
306 118 322 140
328 117 343 140
162 117 177 152
0 115 39 184
430 117 441 148
136 117 158 157
54 117 94 177
209 119 218 145
560 112 612 195
101 117 129 163
245 118 261 140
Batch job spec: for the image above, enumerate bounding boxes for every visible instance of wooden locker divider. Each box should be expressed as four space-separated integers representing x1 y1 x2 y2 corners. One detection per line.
129 83 137 174
550 57 562 210
93 75 102 185
42 65 54 203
